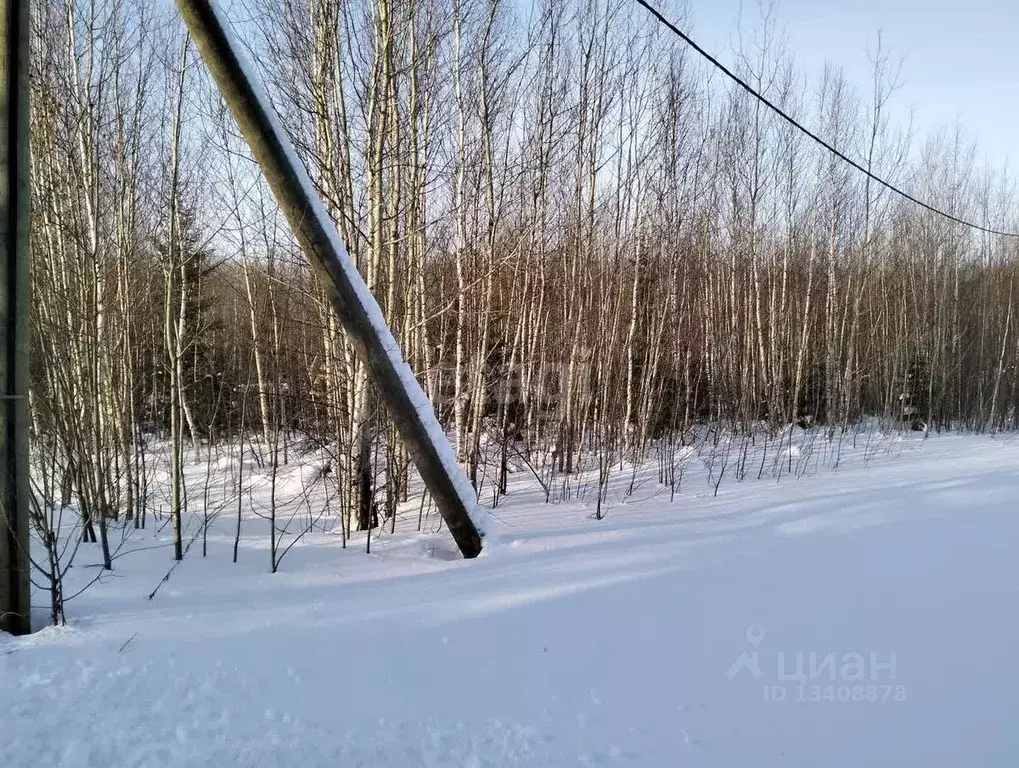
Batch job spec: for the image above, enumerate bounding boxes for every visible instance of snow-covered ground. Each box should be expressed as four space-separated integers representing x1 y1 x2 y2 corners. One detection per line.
5 431 1019 767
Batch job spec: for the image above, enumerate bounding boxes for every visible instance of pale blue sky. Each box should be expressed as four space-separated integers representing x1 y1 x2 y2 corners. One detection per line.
685 0 1019 170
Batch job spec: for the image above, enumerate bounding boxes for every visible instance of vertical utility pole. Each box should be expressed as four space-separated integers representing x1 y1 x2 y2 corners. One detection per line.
176 0 484 557
0 0 31 635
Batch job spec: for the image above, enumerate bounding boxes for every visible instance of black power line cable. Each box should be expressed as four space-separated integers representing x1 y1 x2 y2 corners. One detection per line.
635 0 1019 238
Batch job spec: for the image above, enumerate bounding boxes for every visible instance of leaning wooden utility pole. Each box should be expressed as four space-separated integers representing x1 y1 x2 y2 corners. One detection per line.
0 0 31 635
175 0 484 557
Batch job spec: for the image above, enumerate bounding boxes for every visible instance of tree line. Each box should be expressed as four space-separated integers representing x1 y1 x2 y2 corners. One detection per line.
25 0 1019 618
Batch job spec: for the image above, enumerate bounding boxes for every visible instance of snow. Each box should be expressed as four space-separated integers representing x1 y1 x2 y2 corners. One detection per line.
5 432 1019 766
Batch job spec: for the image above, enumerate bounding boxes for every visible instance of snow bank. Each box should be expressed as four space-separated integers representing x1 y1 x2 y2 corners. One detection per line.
5 434 1019 766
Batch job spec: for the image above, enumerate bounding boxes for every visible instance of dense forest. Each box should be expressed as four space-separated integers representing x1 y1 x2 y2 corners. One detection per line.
26 0 1019 612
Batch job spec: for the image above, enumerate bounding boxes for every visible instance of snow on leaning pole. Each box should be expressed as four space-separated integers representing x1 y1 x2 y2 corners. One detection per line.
175 0 485 558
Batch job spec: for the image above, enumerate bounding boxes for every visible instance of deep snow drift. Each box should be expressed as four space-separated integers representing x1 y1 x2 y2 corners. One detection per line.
4 432 1019 766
